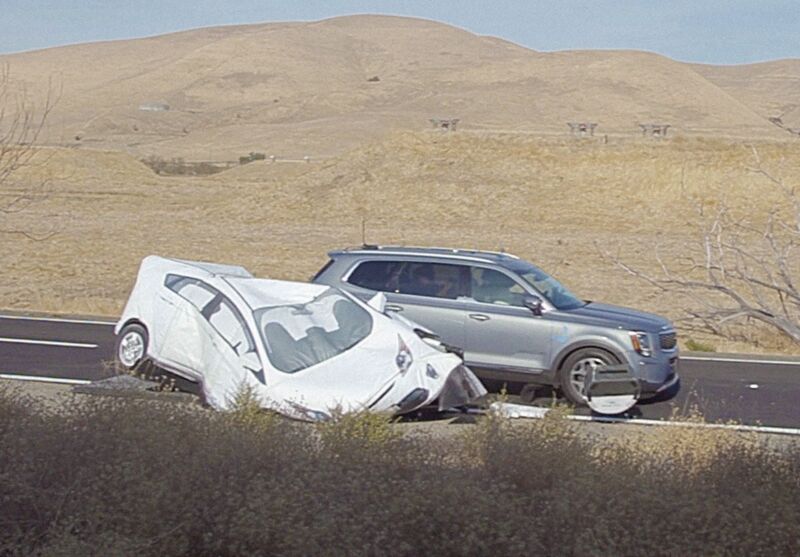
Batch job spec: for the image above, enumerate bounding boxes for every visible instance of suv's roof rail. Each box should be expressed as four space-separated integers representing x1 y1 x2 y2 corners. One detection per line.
332 245 520 261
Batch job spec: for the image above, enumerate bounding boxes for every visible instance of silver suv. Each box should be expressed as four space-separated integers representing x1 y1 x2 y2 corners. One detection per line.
313 246 680 404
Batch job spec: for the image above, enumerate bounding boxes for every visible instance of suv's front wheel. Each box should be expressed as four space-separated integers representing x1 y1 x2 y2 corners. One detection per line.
558 348 619 405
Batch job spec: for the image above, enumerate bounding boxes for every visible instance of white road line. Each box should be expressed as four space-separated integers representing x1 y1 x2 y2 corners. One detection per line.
0 337 98 349
0 373 92 385
492 402 800 436
682 356 800 366
568 414 800 436
0 314 115 326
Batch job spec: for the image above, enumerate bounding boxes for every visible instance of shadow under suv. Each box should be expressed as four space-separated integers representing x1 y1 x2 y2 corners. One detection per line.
313 246 680 404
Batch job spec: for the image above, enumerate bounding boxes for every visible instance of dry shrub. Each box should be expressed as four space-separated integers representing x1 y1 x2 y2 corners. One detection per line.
225 383 281 434
0 386 798 556
316 409 401 455
592 409 763 477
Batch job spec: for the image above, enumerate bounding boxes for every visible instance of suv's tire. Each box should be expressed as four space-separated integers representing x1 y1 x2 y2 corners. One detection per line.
559 348 620 405
115 323 149 372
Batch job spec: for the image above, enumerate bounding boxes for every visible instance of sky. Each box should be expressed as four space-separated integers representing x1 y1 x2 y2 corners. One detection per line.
0 0 797 65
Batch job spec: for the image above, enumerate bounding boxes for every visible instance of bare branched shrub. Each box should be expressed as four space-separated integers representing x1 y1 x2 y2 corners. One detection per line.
0 64 58 239
604 148 800 343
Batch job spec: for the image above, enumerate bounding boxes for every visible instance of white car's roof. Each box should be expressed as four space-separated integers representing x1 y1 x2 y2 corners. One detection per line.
144 256 329 309
225 277 330 309
166 257 252 279
140 255 252 280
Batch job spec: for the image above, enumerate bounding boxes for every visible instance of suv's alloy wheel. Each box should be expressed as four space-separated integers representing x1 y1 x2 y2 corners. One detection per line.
559 348 619 405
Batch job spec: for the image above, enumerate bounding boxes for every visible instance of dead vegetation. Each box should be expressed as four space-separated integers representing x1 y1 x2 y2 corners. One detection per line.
605 147 800 343
140 156 229 176
0 65 58 239
1 384 797 556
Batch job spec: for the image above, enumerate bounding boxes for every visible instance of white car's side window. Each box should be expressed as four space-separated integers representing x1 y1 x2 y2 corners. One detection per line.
165 274 254 356
208 298 252 355
166 275 216 310
180 282 216 309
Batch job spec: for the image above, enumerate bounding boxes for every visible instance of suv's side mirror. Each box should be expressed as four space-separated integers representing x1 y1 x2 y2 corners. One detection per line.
523 295 544 316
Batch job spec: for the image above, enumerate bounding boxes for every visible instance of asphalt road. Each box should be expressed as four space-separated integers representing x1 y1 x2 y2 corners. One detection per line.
2 313 800 428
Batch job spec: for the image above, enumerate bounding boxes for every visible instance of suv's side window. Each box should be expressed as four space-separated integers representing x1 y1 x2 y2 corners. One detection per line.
470 268 527 307
347 261 404 292
401 262 468 300
347 260 469 300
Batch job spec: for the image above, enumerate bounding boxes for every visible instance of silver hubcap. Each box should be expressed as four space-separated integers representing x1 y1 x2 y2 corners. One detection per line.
119 331 145 368
569 357 607 400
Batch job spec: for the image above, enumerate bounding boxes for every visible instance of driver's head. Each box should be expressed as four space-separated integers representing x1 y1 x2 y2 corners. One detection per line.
414 265 434 283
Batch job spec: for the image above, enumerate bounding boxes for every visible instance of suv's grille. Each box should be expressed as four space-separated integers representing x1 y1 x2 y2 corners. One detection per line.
660 331 677 350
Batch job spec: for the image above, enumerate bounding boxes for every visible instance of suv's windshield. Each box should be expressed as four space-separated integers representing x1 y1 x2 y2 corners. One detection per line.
508 261 585 310
255 289 373 373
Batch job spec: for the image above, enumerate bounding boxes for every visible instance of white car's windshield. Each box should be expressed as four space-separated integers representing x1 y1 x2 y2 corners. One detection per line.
255 289 373 373
509 261 585 311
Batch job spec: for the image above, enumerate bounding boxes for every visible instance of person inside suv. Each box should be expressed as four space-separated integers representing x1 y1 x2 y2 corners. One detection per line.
471 267 526 306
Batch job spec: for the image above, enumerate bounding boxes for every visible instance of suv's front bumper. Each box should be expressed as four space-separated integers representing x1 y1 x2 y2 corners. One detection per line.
630 352 679 395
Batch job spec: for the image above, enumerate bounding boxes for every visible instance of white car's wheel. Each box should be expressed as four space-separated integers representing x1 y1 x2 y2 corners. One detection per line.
116 323 148 371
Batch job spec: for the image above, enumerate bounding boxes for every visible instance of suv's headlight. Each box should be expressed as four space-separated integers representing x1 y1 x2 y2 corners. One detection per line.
629 331 652 357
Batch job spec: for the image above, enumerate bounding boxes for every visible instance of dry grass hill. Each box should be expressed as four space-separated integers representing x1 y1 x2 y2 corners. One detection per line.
2 132 799 353
1 15 799 352
693 59 800 132
2 15 795 160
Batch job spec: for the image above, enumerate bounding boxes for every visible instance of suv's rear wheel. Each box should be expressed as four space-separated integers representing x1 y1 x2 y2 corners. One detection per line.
559 348 619 405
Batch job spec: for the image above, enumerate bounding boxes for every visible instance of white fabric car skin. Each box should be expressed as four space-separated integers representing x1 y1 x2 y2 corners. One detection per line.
115 256 486 421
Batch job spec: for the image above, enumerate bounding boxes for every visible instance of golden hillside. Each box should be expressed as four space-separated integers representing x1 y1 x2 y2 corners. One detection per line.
693 59 800 131
2 134 798 353
1 15 791 161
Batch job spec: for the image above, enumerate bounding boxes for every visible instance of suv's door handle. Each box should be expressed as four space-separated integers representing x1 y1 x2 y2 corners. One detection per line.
385 304 403 312
469 313 490 322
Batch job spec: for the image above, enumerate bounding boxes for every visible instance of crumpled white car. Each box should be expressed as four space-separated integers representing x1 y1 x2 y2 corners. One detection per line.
115 256 486 420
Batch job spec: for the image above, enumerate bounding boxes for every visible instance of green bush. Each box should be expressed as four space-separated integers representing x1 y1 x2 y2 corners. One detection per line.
0 384 797 556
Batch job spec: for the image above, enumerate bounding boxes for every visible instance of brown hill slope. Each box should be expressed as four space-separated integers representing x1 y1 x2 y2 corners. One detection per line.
693 59 800 132
4 133 798 355
1 15 784 160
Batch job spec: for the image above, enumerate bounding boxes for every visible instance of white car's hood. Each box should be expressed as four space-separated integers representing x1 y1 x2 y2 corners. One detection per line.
263 317 466 420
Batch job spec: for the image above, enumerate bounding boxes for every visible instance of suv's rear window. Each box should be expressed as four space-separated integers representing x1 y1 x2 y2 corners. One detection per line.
348 260 469 300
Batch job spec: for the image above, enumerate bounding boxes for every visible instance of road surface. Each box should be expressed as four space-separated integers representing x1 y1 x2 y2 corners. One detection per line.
2 313 799 428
